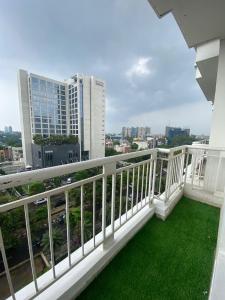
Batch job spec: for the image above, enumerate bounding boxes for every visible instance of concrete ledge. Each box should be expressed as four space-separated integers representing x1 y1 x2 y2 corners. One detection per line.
153 187 183 221
209 202 225 299
184 183 223 208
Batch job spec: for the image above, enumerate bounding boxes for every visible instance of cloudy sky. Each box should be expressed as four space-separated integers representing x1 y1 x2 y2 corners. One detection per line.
0 0 212 135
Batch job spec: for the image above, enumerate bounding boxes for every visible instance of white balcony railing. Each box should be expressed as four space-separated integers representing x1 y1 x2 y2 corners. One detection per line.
0 145 223 299
185 145 225 204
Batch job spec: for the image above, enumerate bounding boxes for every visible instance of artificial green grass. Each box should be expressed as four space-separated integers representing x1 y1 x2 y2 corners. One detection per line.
77 197 220 300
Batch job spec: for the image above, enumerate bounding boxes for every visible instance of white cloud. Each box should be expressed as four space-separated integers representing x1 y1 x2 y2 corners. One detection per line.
126 57 153 79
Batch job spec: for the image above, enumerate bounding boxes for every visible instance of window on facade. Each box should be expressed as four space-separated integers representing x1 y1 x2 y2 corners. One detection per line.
31 77 39 90
45 151 53 161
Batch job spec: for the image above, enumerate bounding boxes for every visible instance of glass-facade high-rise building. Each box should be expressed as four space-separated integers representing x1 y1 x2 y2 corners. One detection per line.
29 75 67 137
18 70 105 167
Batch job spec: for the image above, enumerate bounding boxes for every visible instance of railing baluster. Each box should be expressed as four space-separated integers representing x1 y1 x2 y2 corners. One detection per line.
47 196 56 279
151 159 156 202
65 191 71 267
140 163 145 207
145 162 149 203
0 228 16 300
111 174 116 234
119 172 123 226
191 152 197 188
158 158 163 195
24 203 38 292
148 160 153 201
174 156 179 185
131 168 135 214
171 158 175 187
180 152 185 185
136 165 140 211
93 181 96 248
184 151 190 183
178 155 182 184
80 185 84 256
126 169 129 220
102 175 107 241
165 154 172 201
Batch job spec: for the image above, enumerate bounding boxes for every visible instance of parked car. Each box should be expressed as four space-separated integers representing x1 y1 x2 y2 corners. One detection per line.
34 197 48 205
67 178 72 184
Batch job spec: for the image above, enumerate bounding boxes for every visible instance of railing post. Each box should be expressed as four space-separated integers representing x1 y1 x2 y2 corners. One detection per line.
0 228 15 300
165 150 173 202
151 155 157 202
149 150 157 206
102 161 116 250
180 148 186 187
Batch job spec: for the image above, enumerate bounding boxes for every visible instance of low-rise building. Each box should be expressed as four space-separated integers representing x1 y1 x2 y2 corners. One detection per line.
0 147 13 162
114 143 131 153
32 143 80 169
105 139 113 149
133 141 149 150
12 147 23 161
122 127 151 139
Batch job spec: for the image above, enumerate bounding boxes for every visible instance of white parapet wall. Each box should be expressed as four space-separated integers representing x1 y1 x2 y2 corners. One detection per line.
153 185 184 221
209 200 225 299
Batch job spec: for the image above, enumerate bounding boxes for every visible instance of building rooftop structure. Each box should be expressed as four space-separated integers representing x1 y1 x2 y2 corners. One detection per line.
0 1 225 299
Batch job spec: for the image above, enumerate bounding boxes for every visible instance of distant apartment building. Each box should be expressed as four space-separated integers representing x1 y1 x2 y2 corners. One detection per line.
105 139 113 149
0 147 13 162
165 126 190 139
12 147 23 161
18 70 105 167
114 143 131 153
122 127 151 139
4 126 13 134
133 141 149 150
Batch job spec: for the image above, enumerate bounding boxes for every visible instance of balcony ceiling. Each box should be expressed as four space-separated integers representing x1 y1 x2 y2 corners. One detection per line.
148 0 225 48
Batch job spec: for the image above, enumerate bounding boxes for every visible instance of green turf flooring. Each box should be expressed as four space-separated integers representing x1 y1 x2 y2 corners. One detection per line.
77 197 220 300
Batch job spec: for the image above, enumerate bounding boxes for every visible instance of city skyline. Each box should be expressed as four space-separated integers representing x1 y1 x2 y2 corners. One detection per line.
0 0 212 135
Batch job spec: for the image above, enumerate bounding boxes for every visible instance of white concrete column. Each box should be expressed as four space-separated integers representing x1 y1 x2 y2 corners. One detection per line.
210 39 225 147
203 40 225 198
17 70 33 167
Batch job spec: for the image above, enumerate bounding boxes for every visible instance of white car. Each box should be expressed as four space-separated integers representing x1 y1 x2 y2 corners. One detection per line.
67 178 72 184
34 198 48 205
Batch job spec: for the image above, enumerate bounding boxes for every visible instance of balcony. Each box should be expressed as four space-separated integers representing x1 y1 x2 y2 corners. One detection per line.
0 145 224 299
78 197 219 300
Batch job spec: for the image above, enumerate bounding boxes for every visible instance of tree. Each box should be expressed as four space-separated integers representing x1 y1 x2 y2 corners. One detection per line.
41 228 64 253
105 148 120 157
113 140 120 146
0 207 25 249
70 207 93 243
131 143 138 150
33 134 78 146
28 181 45 195
0 168 6 175
52 177 61 188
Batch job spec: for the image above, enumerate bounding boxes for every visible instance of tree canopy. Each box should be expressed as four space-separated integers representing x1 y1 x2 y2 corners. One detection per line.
33 134 78 146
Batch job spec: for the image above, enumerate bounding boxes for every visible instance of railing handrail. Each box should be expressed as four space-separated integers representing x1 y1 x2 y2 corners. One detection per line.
188 144 225 151
157 145 186 154
0 149 157 191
